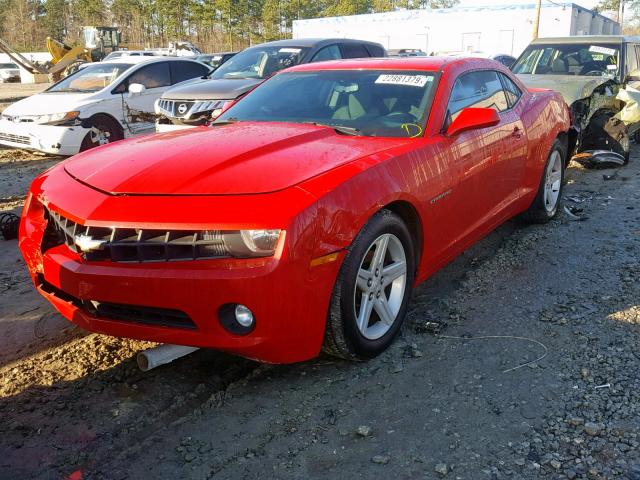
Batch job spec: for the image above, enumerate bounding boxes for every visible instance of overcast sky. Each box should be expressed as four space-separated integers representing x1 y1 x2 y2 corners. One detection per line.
457 0 600 9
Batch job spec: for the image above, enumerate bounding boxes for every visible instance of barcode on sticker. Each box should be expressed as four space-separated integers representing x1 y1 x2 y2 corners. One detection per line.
589 45 616 56
375 74 430 87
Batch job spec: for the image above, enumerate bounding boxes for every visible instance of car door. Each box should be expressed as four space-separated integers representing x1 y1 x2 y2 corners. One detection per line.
113 61 172 134
443 69 525 245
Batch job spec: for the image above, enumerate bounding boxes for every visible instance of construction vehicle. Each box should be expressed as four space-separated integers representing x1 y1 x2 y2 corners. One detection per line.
0 26 121 82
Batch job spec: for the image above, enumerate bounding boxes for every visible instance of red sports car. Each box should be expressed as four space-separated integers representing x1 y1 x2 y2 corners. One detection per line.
19 57 570 364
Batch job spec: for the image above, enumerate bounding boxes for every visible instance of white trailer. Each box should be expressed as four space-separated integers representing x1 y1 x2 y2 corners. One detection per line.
292 2 620 57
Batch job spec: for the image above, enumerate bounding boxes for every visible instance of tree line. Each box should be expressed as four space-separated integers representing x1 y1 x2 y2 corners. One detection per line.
0 0 459 53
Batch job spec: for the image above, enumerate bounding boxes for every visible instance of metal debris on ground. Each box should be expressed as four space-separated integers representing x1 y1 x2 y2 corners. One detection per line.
572 150 626 169
414 320 447 335
0 212 19 240
563 205 587 221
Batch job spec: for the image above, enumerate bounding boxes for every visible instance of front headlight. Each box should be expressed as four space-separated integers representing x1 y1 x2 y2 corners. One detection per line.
21 111 80 125
202 229 283 258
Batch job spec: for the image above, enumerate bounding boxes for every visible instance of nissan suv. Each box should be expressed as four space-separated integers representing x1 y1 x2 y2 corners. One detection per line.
155 38 386 131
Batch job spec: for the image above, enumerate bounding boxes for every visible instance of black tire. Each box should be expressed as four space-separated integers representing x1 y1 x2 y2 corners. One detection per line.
322 209 415 360
80 114 123 152
521 138 565 224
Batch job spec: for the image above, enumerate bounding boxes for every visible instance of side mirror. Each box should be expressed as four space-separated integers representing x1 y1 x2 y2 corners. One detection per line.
128 83 146 96
446 107 500 136
628 68 640 82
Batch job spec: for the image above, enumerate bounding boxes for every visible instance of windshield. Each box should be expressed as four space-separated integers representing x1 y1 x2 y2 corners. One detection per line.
47 63 130 93
512 43 621 77
210 46 309 80
0 63 18 69
216 70 437 138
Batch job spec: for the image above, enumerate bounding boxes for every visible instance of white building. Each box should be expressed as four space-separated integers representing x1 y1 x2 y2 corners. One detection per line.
292 2 620 57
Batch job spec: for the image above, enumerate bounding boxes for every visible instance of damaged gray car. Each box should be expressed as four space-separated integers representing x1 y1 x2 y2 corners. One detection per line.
513 36 640 166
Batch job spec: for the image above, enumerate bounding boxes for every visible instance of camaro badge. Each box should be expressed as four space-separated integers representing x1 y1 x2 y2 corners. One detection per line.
74 234 107 252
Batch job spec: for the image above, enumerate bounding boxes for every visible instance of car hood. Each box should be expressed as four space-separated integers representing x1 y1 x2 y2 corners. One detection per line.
63 122 408 195
2 92 96 116
516 74 616 105
161 78 263 100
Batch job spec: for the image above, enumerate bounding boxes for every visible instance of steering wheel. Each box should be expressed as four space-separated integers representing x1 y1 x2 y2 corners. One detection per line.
583 70 605 77
382 112 416 124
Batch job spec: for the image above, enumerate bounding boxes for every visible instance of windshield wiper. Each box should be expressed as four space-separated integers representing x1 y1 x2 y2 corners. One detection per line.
305 122 361 136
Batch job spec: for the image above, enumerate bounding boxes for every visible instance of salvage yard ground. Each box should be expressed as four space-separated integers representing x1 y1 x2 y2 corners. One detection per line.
0 83 639 479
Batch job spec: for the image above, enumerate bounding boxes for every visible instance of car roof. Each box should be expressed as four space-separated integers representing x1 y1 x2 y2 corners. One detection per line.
246 38 383 49
287 56 493 73
99 56 202 66
531 35 640 45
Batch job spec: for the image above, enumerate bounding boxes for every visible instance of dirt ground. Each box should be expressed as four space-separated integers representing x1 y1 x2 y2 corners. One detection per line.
0 87 639 478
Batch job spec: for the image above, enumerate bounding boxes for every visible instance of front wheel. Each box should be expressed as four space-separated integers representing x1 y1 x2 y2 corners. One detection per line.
323 210 415 360
521 139 565 224
80 115 123 152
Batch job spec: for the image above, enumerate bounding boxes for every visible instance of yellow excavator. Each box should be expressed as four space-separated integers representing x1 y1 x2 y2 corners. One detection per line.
0 26 121 81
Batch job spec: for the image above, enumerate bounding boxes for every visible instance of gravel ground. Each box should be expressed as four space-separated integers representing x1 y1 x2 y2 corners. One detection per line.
0 140 638 480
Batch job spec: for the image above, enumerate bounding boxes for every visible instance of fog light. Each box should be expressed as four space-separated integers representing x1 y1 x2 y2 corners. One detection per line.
235 304 254 327
219 303 256 335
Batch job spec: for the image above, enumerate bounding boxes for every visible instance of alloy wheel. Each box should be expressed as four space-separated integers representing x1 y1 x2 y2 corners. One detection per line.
544 150 562 213
354 233 407 340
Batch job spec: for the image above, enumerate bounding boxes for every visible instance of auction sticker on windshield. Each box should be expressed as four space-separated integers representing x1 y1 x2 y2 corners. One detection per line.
589 45 617 56
279 48 302 53
375 74 431 87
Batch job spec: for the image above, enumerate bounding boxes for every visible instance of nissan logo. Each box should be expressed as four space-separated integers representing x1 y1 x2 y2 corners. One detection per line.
177 103 188 115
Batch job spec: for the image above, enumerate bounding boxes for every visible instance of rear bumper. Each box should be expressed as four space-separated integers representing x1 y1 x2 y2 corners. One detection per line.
0 119 86 155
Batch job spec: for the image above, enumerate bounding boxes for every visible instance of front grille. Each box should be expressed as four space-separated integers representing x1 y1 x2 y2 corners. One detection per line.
44 208 232 263
157 99 225 120
39 277 197 330
0 132 29 145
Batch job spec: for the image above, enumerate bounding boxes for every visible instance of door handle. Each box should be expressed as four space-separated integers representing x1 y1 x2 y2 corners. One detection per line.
511 126 523 139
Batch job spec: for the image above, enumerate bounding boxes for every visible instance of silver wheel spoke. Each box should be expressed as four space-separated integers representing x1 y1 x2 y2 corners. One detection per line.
550 170 561 185
382 260 406 286
371 235 389 268
357 269 372 292
357 293 374 331
374 296 395 326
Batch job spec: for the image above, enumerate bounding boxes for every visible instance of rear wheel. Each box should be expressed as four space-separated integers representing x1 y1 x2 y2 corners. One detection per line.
521 139 565 224
323 210 415 360
80 115 123 152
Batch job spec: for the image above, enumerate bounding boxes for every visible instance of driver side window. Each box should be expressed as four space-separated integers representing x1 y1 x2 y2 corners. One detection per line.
445 70 509 127
113 62 171 93
311 45 342 63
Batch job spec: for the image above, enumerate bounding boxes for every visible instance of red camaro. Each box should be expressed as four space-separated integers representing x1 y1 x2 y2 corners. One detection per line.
19 57 570 363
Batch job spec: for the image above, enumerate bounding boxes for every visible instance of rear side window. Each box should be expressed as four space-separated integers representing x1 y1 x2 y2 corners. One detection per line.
311 45 342 63
340 43 370 59
446 70 509 124
498 72 522 108
170 61 209 84
365 44 386 57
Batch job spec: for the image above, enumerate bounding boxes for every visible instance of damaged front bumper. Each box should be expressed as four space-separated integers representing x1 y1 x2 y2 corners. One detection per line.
0 118 88 156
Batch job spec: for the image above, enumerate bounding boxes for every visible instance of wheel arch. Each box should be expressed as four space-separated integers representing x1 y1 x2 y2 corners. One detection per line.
80 112 125 135
380 200 423 274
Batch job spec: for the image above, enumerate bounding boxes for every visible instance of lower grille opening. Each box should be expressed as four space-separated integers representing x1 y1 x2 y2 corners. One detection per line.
38 277 197 330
